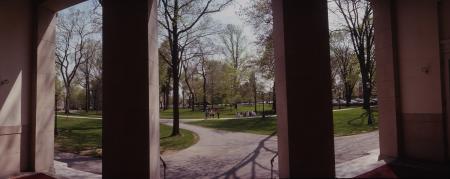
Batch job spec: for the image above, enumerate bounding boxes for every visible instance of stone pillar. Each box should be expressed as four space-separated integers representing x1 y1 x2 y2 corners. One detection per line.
396 0 446 162
373 0 449 162
0 0 32 177
103 0 160 178
438 0 450 161
31 4 57 173
272 0 335 177
371 0 401 160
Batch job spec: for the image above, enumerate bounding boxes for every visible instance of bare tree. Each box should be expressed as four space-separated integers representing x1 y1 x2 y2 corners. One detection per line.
158 0 232 136
330 0 375 124
90 48 103 111
240 0 276 113
195 41 216 117
330 31 359 107
182 60 199 111
219 24 248 110
78 40 101 112
199 50 208 118
249 71 258 112
56 10 96 114
240 0 272 43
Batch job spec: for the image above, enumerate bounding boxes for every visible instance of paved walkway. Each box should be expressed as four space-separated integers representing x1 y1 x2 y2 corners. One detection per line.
55 152 102 175
160 120 279 179
160 120 379 178
54 119 379 178
54 160 101 179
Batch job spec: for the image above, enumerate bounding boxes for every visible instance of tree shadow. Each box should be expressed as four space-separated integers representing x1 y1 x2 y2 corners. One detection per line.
212 131 278 179
346 111 377 126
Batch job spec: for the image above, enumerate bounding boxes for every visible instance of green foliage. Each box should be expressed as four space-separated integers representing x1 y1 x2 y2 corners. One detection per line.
333 108 379 136
189 117 277 135
55 116 198 156
160 104 274 119
55 117 102 155
160 124 198 153
159 39 172 92
188 108 379 136
69 86 86 109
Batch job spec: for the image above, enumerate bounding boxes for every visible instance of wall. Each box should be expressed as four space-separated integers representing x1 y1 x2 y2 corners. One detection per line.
0 0 32 177
438 0 450 161
396 0 446 161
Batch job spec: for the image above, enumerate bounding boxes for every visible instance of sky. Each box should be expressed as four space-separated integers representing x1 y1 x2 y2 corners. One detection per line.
209 0 257 47
64 0 343 46
61 0 344 92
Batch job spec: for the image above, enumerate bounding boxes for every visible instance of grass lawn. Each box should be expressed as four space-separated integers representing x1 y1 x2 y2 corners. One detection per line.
188 107 378 136
160 124 198 153
55 116 198 156
333 107 379 136
160 104 274 119
57 111 102 118
189 117 277 135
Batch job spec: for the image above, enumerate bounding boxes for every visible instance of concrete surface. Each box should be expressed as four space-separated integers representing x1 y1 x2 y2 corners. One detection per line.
54 120 380 178
54 160 101 179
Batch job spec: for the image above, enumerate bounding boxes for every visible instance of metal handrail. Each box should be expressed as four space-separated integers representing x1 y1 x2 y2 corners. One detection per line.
160 156 167 179
270 152 279 179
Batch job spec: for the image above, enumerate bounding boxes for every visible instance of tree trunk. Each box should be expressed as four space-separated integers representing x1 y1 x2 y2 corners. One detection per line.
254 89 257 113
93 89 97 111
164 87 169 110
361 67 373 125
171 66 180 136
272 83 276 113
203 75 207 118
85 75 90 112
64 87 71 114
344 83 352 107
183 64 195 111
191 94 195 111
171 10 181 136
182 91 185 109
55 94 58 136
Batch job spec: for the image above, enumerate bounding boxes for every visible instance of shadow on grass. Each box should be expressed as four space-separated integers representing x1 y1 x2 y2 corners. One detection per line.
188 117 277 135
346 108 379 126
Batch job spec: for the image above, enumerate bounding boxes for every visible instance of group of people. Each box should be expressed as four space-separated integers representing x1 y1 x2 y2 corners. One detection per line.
206 108 220 119
204 108 258 119
236 111 257 118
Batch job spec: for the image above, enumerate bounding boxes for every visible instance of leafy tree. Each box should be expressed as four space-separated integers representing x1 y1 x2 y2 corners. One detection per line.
330 0 375 124
78 40 101 112
330 31 360 106
158 0 231 136
240 0 276 112
159 40 172 110
219 24 249 109
56 9 96 114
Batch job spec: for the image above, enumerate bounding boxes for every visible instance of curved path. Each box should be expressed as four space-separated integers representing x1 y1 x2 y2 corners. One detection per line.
161 119 379 178
160 120 279 179
54 119 379 178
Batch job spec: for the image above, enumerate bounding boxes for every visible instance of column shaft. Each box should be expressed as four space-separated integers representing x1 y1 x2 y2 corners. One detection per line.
273 0 335 177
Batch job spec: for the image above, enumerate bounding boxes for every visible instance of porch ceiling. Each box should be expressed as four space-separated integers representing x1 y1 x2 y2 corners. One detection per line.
38 0 87 12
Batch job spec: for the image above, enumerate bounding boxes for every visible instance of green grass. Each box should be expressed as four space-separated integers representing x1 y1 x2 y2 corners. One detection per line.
57 111 102 118
188 117 277 135
55 116 198 156
333 107 379 136
160 104 274 119
160 124 198 153
188 107 378 136
55 117 102 156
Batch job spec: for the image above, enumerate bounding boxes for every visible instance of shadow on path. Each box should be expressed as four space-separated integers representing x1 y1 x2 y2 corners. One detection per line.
212 131 278 179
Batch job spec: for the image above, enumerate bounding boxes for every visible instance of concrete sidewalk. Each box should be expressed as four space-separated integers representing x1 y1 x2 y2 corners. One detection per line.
54 161 101 179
